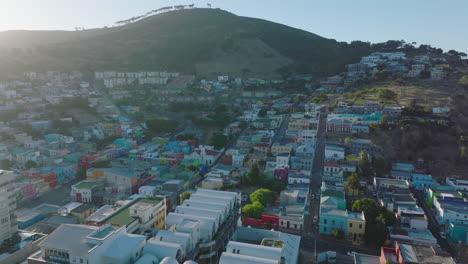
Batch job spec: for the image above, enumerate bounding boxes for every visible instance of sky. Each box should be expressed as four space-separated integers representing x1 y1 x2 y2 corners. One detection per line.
0 0 467 53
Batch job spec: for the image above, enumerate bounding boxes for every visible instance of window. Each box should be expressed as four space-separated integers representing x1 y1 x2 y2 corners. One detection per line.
332 220 335 226
359 224 363 229
349 223 353 228
324 219 327 224
323 227 327 232
80 258 83 264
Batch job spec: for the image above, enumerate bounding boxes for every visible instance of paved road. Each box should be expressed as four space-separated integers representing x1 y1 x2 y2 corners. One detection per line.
273 115 290 144
413 189 455 256
304 107 327 234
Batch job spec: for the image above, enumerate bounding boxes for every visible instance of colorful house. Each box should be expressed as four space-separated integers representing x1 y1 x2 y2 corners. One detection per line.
319 183 348 235
424 186 462 207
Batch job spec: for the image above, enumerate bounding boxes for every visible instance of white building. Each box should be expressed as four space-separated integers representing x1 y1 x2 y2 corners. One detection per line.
446 178 468 192
0 170 17 244
138 185 157 198
433 196 468 225
71 180 101 203
28 224 146 264
275 153 290 167
324 145 345 161
219 227 300 264
299 130 316 146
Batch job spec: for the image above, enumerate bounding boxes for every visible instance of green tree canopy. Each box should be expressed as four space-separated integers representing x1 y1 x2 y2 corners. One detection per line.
180 192 192 203
258 108 267 118
247 164 264 185
364 222 387 247
250 188 276 206
345 173 360 193
374 156 388 177
377 88 397 102
331 229 345 240
242 201 265 219
380 114 389 128
377 210 397 227
208 133 228 150
25 160 38 169
344 136 352 144
358 151 372 178
146 119 179 136
310 93 328 104
352 198 380 222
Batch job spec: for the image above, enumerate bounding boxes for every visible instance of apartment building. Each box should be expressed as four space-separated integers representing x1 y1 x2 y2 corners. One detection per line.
0 170 18 243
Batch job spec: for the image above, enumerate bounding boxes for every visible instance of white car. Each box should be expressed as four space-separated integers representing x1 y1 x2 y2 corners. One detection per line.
435 244 441 249
347 251 357 256
313 216 318 224
439 232 447 239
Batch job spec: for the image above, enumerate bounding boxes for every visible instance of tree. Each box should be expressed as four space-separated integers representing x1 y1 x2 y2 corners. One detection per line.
374 157 388 177
364 222 387 247
331 229 345 240
344 137 352 144
247 164 264 185
376 62 387 71
258 108 267 118
25 160 38 169
242 201 265 219
250 189 276 206
91 160 110 168
358 151 372 178
458 75 468 87
264 179 286 192
188 165 199 172
209 133 228 150
327 103 336 113
352 198 380 222
146 119 179 135
345 173 360 194
380 114 389 128
377 210 397 227
180 192 192 203
377 89 397 102
310 93 328 104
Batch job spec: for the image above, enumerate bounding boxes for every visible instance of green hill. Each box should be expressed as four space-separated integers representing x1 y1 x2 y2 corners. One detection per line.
0 8 372 78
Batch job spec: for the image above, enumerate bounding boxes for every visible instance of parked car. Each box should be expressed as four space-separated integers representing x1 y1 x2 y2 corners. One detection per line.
439 232 447 239
347 251 357 256
313 216 318 224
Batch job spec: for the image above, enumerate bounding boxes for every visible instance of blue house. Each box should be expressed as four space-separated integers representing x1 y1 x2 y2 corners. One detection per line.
447 221 468 244
411 173 434 189
17 210 45 229
319 183 348 235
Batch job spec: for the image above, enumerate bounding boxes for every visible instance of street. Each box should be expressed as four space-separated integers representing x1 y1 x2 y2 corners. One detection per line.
413 189 455 256
304 107 327 234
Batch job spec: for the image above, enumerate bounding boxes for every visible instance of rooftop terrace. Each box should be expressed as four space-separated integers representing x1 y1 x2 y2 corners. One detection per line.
105 198 163 227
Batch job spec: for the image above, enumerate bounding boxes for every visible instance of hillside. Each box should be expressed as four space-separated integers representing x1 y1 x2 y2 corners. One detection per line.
340 70 468 178
0 8 372 78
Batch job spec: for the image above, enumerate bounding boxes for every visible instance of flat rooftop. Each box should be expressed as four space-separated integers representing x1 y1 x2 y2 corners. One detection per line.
105 198 162 227
33 203 60 215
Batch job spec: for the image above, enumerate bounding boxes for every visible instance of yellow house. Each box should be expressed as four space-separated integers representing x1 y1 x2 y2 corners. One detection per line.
347 211 366 244
271 143 292 156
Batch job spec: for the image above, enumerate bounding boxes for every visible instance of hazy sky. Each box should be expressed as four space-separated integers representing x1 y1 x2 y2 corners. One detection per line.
0 0 467 52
